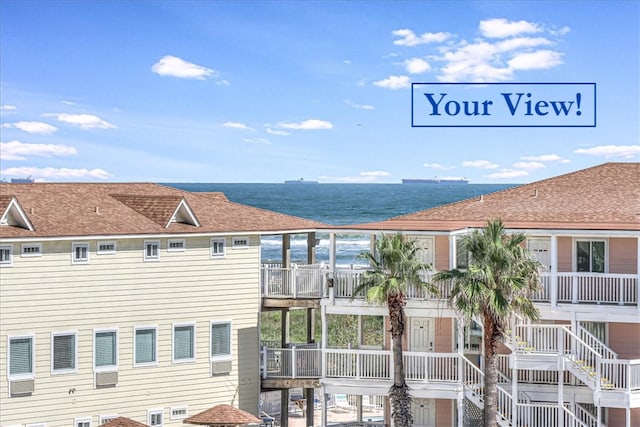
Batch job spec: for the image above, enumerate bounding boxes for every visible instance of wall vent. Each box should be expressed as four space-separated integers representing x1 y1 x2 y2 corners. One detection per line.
96 371 118 387
10 379 34 396
211 360 232 375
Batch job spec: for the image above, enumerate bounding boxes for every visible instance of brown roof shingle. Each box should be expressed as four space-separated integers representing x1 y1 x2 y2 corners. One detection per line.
99 417 149 427
183 404 261 426
0 183 326 238
346 162 640 232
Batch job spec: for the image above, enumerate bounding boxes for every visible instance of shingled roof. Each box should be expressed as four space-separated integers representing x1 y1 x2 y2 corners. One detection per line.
183 404 261 426
345 162 640 232
98 417 149 427
0 182 326 238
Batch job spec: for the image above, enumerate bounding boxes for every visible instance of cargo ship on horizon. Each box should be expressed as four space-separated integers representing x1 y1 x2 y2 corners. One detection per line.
402 177 469 185
284 178 319 184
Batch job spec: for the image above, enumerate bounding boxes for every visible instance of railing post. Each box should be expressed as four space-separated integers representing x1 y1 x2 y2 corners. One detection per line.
572 275 578 304
292 346 297 379
292 264 298 298
551 235 558 307
595 355 602 394
262 265 268 296
262 347 267 379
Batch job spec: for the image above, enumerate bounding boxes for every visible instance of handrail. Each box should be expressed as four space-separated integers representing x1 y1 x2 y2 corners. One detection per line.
577 324 618 360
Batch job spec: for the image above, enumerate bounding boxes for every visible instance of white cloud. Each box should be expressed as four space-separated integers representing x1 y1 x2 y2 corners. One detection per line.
487 169 529 179
266 128 291 136
495 37 553 52
343 59 352 64
1 105 17 110
243 138 270 144
520 154 570 163
1 166 112 180
373 75 410 90
151 55 215 80
405 58 431 74
423 163 454 170
216 79 230 86
479 18 542 38
392 29 451 46
61 100 78 106
0 140 76 160
513 161 545 170
320 170 392 183
508 50 564 70
549 26 571 36
360 171 391 177
279 119 333 130
223 122 250 130
345 100 375 110
3 121 58 134
462 160 499 169
50 113 115 129
574 145 640 159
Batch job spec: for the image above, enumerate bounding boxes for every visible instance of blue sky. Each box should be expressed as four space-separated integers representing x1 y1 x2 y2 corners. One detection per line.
1 0 638 183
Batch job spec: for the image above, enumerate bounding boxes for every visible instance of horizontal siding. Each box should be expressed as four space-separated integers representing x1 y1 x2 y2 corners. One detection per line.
609 237 638 274
0 236 260 426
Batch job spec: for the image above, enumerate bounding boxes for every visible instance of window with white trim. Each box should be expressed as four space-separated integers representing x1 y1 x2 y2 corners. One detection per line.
144 240 160 261
170 406 189 420
52 332 76 374
72 243 89 264
94 329 118 370
135 326 157 366
211 321 232 360
21 243 42 257
210 238 225 258
75 417 92 427
8 334 35 379
232 236 249 248
99 416 118 424
0 245 13 266
148 409 163 427
167 239 185 252
455 236 469 269
173 324 195 363
97 241 116 255
576 240 606 273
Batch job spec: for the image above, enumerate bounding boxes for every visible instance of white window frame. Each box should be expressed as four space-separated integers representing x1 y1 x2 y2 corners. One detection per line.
94 328 119 372
232 236 249 248
97 241 117 255
99 415 118 424
74 417 92 427
148 409 164 427
134 325 158 367
210 320 232 361
170 406 189 420
167 239 186 252
72 242 90 264
573 238 608 273
7 333 36 380
144 240 160 261
0 244 13 266
51 331 77 374
21 243 42 257
172 322 196 364
210 238 225 258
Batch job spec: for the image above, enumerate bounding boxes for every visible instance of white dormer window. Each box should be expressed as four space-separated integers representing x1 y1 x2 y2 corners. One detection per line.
72 243 89 264
97 241 116 255
167 239 185 252
0 245 13 266
232 237 249 248
21 243 42 257
144 241 160 261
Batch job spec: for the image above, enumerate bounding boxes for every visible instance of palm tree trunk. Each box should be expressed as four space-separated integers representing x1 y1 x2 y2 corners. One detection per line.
483 311 499 427
388 293 412 427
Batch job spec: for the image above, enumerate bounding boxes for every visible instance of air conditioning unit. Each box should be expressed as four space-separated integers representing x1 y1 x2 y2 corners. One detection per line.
95 371 118 387
10 379 34 396
211 360 232 375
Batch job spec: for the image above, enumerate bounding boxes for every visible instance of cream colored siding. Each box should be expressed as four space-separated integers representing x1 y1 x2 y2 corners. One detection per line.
0 235 260 426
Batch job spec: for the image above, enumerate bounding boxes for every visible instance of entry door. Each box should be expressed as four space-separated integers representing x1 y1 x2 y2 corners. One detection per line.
527 238 551 271
412 398 435 426
410 318 434 352
414 237 435 268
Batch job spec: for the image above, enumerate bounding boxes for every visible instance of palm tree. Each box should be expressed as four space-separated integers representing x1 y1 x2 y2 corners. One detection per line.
434 219 541 427
356 232 436 427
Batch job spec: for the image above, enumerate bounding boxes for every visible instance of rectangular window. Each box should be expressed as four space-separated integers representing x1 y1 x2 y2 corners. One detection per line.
211 238 225 258
144 240 160 261
52 332 76 373
167 239 185 252
97 241 116 255
173 324 195 363
148 410 163 427
8 335 35 378
0 245 13 266
95 329 118 370
455 237 469 269
100 416 118 424
232 236 249 248
75 418 92 427
171 406 188 420
211 321 232 359
576 240 606 273
21 243 42 257
72 243 89 264
135 327 157 366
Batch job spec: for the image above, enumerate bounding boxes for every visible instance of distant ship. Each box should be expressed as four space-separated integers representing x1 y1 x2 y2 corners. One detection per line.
402 177 469 185
11 177 35 183
284 178 318 184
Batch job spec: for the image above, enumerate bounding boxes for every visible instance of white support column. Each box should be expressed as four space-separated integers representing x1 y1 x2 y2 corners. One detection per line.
449 234 457 269
457 391 464 427
321 385 328 427
512 352 518 426
551 234 558 307
637 236 640 312
558 329 564 427
329 232 336 271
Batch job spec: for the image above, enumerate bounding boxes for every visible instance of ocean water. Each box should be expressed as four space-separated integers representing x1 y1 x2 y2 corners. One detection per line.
167 183 515 267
